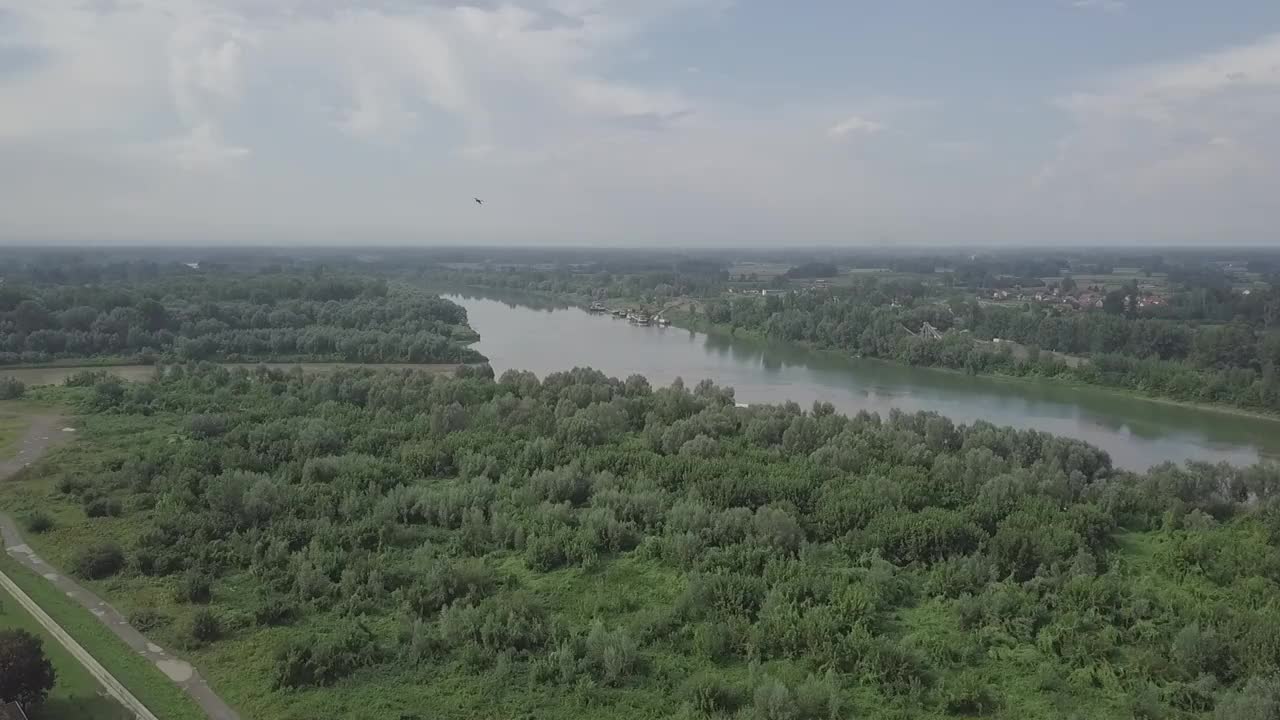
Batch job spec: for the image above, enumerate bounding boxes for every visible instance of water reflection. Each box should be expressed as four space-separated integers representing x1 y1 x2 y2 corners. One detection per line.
442 288 1280 470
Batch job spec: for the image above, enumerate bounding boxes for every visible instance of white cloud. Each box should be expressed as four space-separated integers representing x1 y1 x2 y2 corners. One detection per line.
1071 0 1127 13
7 0 1272 246
168 123 251 171
1034 33 1280 238
827 115 884 140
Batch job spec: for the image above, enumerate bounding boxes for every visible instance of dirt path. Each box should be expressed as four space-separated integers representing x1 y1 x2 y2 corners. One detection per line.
0 415 240 720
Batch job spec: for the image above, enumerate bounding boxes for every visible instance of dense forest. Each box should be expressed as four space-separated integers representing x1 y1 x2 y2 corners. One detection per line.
0 274 483 365
5 364 1280 719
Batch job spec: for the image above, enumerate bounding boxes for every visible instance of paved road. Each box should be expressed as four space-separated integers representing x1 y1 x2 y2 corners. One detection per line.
0 414 240 720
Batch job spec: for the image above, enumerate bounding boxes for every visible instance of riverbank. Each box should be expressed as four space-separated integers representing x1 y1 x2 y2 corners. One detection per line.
667 308 1280 423
434 282 1280 424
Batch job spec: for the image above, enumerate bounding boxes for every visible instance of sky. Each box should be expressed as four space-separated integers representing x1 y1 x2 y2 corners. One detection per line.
2 1 1280 247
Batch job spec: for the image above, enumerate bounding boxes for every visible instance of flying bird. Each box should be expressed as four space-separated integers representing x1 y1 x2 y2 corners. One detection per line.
474 197 484 205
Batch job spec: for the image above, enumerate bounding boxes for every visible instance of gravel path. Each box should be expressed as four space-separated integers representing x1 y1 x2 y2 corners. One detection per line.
0 414 240 720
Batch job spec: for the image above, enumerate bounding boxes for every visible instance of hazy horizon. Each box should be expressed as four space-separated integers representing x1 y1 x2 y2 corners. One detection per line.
3 1 1280 247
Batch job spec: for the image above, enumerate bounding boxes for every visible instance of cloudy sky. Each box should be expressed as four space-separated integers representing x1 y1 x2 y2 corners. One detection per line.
2 1 1280 246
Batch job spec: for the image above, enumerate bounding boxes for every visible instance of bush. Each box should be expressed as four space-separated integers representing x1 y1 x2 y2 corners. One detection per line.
185 414 229 439
683 673 745 716
272 621 381 689
64 370 109 387
0 377 26 399
188 608 221 642
128 606 171 632
72 542 125 579
1171 623 1225 679
23 511 53 533
84 496 123 518
1214 674 1280 720
173 570 212 604
752 676 794 720
584 620 640 686
943 671 999 715
55 475 88 496
405 559 498 616
252 593 297 626
794 672 841 720
523 533 569 572
693 621 735 662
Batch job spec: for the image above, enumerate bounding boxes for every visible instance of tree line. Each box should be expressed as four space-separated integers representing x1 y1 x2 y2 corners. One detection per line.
0 274 483 365
700 286 1280 413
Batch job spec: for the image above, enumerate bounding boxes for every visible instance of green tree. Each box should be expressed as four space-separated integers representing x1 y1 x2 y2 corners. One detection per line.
0 629 56 708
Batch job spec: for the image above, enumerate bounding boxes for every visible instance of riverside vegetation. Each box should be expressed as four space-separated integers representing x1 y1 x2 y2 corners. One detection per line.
2 364 1280 719
423 255 1280 415
0 273 483 366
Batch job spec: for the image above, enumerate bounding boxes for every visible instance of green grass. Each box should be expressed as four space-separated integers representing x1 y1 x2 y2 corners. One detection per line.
0 399 63 460
0 414 28 460
0 581 131 720
0 555 205 720
0 408 206 719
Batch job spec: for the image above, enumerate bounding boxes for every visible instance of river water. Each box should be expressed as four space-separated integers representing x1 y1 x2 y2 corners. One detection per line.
446 289 1280 471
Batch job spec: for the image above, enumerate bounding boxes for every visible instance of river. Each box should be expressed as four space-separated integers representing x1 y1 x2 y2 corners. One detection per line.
446 289 1280 471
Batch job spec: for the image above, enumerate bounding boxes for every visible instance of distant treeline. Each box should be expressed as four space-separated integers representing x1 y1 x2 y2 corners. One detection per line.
703 284 1280 412
0 275 484 365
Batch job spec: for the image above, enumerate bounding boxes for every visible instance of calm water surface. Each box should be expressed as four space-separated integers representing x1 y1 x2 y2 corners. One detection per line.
447 289 1280 471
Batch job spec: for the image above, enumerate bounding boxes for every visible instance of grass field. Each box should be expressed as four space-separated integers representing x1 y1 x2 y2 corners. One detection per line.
0 555 205 720
0 581 132 720
0 403 205 720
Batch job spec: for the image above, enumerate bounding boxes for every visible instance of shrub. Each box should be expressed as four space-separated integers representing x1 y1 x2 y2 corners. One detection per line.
405 559 498 616
173 570 213 604
694 621 735 662
523 533 569 572
683 673 745 716
72 542 125 579
0 377 26 399
188 608 221 642
272 621 381 689
400 618 442 665
64 370 109 387
55 475 88 496
1214 675 1280 720
1130 682 1168 720
943 671 999 715
1171 623 1225 679
752 676 794 720
252 593 297 626
794 672 842 720
864 639 932 695
185 414 229 439
128 606 171 632
84 496 123 518
584 620 640 686
23 511 53 533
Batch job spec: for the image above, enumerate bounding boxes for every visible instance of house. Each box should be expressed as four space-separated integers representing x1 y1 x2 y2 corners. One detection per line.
0 702 30 720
